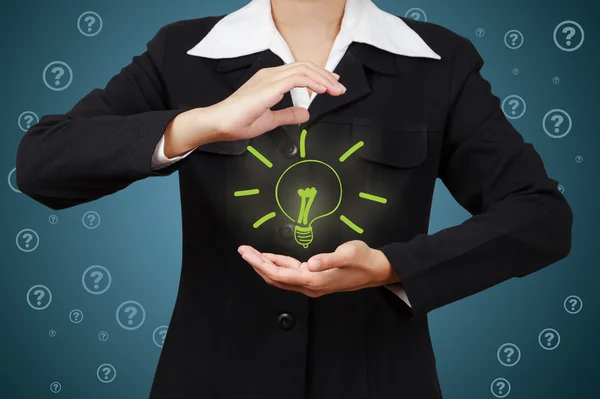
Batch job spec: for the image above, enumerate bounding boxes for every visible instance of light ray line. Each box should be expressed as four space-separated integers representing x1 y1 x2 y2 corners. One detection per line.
246 145 273 168
299 129 307 158
339 141 364 162
253 212 276 228
234 189 260 197
358 192 387 204
339 215 363 234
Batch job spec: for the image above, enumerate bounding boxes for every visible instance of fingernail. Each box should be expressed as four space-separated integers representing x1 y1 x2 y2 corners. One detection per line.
238 247 244 256
308 259 321 270
332 72 340 79
338 83 346 94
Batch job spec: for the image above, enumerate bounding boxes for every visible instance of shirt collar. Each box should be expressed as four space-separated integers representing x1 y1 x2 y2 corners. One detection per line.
186 0 441 61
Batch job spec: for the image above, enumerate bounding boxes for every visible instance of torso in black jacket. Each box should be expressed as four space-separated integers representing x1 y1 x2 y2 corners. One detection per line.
15 14 572 399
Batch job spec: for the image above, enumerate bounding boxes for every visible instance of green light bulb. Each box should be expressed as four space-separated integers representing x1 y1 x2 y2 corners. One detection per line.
275 159 343 248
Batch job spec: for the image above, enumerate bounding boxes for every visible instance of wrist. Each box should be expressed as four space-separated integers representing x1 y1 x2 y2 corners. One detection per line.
372 248 401 285
163 106 224 158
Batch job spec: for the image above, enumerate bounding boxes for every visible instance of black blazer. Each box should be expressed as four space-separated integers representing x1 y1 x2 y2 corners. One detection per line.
16 15 573 399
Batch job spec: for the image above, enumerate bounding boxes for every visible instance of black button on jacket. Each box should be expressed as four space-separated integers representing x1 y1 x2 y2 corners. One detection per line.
15 15 573 399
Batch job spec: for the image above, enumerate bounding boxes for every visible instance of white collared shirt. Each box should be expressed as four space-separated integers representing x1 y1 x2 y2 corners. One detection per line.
151 0 442 307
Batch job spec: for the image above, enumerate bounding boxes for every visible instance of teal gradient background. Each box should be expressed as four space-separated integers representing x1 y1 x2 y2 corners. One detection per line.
1 0 598 397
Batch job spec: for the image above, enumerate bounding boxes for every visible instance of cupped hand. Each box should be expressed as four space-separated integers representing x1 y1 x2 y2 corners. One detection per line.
237 240 400 298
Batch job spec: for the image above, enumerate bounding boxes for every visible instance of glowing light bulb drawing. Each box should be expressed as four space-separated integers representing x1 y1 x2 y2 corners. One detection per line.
233 128 389 248
275 160 342 248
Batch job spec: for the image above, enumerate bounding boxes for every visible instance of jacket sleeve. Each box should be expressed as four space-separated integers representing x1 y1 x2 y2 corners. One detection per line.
378 36 573 317
15 23 193 211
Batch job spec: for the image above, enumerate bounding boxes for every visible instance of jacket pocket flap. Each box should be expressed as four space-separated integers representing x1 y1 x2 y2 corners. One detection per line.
351 119 428 168
194 139 249 155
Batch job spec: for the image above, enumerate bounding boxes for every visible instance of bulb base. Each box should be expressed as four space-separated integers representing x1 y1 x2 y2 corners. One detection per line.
294 225 313 248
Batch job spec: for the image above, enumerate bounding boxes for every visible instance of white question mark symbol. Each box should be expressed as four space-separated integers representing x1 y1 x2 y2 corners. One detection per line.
22 232 33 248
410 12 421 20
544 332 555 346
102 366 111 380
23 115 34 128
73 311 80 321
33 289 45 306
52 382 59 392
503 347 515 363
496 381 506 394
100 332 107 340
508 99 519 115
89 271 104 290
550 114 564 133
569 298 578 310
84 15 96 32
124 306 138 325
509 32 519 46
49 215 57 223
51 66 64 86
87 213 96 226
159 329 167 344
562 26 576 46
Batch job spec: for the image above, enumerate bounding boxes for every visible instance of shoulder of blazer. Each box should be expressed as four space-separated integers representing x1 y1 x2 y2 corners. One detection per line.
394 15 475 66
159 15 228 57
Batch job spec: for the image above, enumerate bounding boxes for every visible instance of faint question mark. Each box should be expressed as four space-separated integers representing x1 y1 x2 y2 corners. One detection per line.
159 330 167 344
503 347 515 363
124 306 138 325
496 381 506 395
84 16 96 32
33 289 45 306
51 382 60 392
100 331 107 340
508 99 519 115
102 367 111 380
50 67 64 86
23 115 34 128
550 114 564 133
410 12 421 20
90 271 104 290
544 331 555 346
562 26 576 46
569 298 578 310
87 213 96 226
72 311 80 321
509 33 519 46
21 232 33 248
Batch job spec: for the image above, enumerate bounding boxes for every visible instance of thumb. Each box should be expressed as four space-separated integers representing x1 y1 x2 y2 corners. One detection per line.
307 253 340 272
271 106 310 127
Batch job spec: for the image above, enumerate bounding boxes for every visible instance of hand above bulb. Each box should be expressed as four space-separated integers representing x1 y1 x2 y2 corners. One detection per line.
237 240 401 298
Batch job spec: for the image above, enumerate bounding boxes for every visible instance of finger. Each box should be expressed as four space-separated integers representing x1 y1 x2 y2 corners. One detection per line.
249 252 313 286
273 62 341 92
307 245 355 272
255 268 323 298
238 245 259 257
274 75 331 97
270 106 310 127
278 64 343 96
262 253 302 269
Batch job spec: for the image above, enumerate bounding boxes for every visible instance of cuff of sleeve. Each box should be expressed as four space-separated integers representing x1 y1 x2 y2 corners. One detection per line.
383 283 412 307
151 133 196 170
378 241 430 316
139 105 195 177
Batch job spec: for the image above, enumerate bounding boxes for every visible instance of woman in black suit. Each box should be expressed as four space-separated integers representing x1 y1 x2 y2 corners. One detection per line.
16 0 572 398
